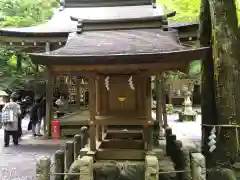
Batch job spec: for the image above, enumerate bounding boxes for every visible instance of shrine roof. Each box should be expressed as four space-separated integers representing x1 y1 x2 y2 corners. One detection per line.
168 22 198 28
0 5 164 37
64 0 152 8
29 28 209 65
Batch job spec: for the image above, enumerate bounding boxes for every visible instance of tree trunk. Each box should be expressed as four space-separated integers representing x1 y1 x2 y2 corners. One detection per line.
200 0 240 170
199 0 217 168
16 53 22 71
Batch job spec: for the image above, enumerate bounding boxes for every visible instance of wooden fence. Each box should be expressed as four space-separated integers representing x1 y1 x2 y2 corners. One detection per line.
36 126 89 180
36 126 236 180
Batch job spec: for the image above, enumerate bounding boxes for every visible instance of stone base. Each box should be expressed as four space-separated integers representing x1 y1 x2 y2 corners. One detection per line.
67 155 94 180
94 160 145 180
178 113 196 122
80 147 89 157
68 150 175 180
145 153 159 180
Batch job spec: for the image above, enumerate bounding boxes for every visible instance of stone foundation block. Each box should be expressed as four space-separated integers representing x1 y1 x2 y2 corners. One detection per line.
79 156 94 180
145 154 159 180
191 153 206 180
80 147 89 158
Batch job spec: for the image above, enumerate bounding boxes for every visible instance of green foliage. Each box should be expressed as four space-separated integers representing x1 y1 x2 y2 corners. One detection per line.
0 44 42 91
166 104 174 114
0 0 58 91
0 0 59 27
0 47 36 76
158 0 201 22
189 60 201 78
159 0 240 25
164 71 187 80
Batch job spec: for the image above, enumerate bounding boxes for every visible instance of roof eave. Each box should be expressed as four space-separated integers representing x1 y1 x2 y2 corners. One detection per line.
0 30 70 38
29 46 210 66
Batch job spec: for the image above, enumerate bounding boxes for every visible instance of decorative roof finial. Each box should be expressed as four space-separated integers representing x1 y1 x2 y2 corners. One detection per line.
152 0 156 8
76 19 83 34
59 0 65 11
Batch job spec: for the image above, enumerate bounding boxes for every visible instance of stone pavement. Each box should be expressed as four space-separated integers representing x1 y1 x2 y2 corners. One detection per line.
0 116 65 180
152 107 202 151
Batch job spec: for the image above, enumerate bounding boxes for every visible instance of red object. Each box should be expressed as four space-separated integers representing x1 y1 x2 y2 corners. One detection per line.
52 120 60 139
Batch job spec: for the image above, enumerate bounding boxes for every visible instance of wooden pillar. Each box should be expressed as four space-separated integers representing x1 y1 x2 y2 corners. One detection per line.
139 76 145 117
155 74 163 126
76 77 81 107
142 76 152 149
96 76 102 141
168 82 172 104
147 76 152 119
45 66 53 137
88 75 96 151
162 74 168 128
96 76 100 115
101 76 109 133
136 76 143 116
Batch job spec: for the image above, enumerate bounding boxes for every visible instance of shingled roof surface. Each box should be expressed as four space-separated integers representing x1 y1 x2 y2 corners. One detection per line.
65 0 152 7
49 29 185 56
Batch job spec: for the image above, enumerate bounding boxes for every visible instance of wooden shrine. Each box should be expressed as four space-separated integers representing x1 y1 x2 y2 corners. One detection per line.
29 7 209 159
0 0 200 140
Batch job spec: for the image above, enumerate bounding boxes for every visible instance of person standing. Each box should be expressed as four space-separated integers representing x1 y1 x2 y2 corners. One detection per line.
39 97 46 132
55 95 67 118
30 96 42 137
15 94 23 140
2 93 21 147
18 96 32 139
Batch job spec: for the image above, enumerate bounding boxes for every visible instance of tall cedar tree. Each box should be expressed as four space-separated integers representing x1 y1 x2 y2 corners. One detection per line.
200 0 240 170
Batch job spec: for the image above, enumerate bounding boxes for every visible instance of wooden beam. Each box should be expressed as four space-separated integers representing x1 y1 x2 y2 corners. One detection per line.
51 62 189 74
94 118 151 126
96 149 146 160
105 131 143 140
99 139 144 149
45 66 53 137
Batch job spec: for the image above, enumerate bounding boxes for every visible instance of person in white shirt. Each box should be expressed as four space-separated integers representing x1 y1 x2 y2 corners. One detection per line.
55 95 67 118
55 95 67 107
1 93 21 147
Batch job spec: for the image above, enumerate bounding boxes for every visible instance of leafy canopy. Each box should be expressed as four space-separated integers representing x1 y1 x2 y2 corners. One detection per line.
158 0 240 23
0 0 59 27
0 0 59 91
